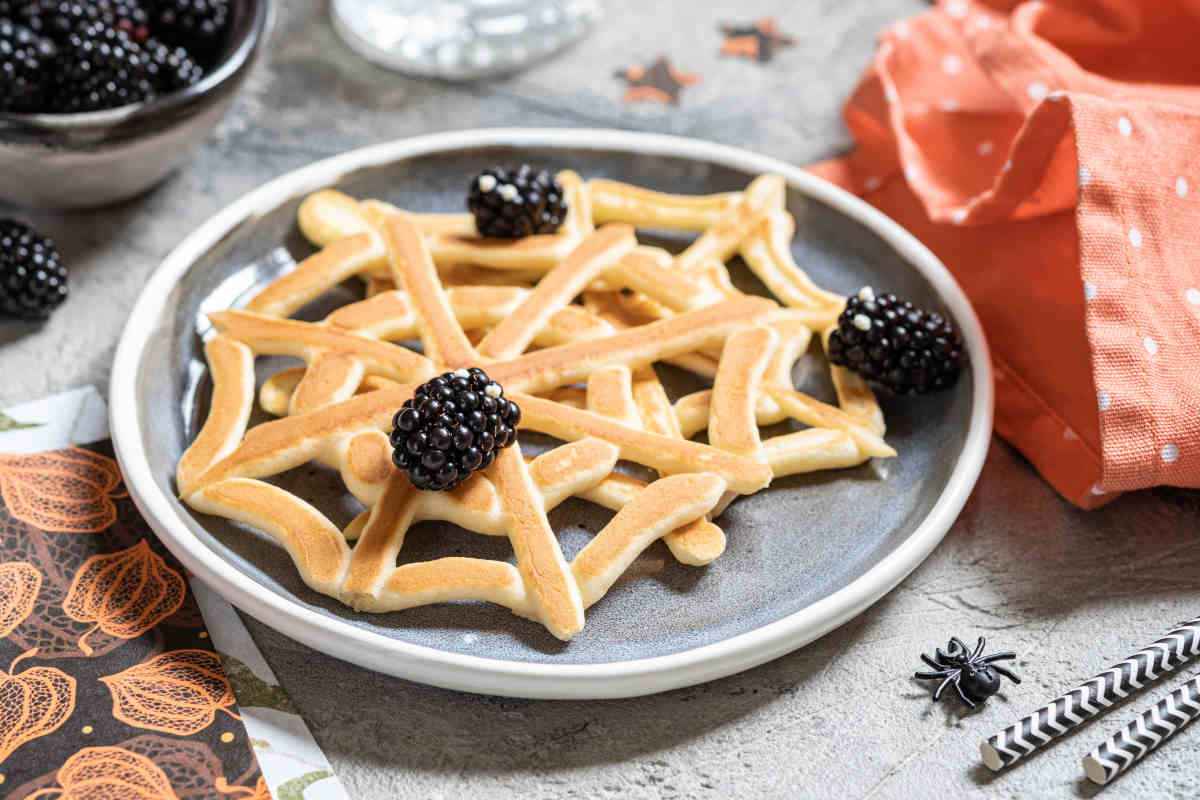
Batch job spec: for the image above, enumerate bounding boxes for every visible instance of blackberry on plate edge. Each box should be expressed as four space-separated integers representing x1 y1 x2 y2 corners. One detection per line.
0 219 68 320
390 368 521 491
468 165 568 239
827 287 964 396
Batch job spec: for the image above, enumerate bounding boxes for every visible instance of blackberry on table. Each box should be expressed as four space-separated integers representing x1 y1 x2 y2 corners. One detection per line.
0 219 68 320
827 287 964 396
468 165 568 239
390 368 521 491
0 17 55 112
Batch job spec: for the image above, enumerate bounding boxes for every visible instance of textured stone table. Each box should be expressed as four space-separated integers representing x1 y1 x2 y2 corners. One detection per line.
3 1 1200 797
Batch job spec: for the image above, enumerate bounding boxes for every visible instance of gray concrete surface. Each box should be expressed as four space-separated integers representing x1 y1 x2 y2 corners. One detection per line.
4 1 1200 797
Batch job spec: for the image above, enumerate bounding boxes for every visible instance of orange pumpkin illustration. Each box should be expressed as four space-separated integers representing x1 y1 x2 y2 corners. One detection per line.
0 448 123 533
0 561 42 637
0 648 76 763
216 776 270 799
1 522 131 659
10 734 241 799
100 649 239 736
63 540 186 655
25 745 178 799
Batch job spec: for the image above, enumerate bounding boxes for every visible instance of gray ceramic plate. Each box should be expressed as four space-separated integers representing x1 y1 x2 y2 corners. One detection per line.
111 129 992 698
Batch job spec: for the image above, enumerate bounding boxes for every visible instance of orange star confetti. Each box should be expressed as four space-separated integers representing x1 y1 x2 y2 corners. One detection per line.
614 56 700 105
720 18 796 63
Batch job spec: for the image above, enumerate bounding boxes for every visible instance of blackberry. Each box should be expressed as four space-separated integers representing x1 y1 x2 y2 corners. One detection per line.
149 0 229 54
0 219 68 320
3 0 100 40
47 20 155 112
5 0 151 42
827 287 964 395
468 165 568 239
101 0 151 43
0 18 55 112
143 35 202 92
390 368 521 491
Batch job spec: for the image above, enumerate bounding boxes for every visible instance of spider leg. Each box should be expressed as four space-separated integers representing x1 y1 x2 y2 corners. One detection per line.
949 637 969 656
992 664 1022 684
972 636 987 660
951 677 977 708
915 669 955 679
979 651 1016 663
921 654 946 672
933 674 958 702
935 647 953 664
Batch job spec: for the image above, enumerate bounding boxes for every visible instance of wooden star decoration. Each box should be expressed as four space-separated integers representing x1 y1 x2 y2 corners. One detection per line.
720 18 796 63
614 56 701 105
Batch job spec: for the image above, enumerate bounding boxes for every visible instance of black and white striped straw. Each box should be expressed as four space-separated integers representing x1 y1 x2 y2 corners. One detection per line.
1083 674 1200 785
980 616 1200 771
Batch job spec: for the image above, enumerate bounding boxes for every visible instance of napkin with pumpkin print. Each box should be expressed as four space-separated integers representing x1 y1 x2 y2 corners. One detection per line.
0 388 347 800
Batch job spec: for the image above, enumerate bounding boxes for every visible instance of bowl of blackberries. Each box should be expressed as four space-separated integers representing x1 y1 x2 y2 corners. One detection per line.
0 0 270 209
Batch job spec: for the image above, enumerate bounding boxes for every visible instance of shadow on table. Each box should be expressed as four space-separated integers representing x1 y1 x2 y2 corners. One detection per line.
950 442 1200 796
248 440 1200 789
249 596 893 774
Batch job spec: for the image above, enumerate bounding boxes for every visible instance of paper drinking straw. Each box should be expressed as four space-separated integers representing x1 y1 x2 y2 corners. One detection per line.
980 616 1200 771
1083 674 1200 785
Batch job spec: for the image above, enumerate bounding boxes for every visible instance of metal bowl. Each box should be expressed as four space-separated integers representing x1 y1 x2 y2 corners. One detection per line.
0 0 271 210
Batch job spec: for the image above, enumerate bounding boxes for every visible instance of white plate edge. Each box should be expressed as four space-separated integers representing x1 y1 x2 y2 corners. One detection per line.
109 127 994 699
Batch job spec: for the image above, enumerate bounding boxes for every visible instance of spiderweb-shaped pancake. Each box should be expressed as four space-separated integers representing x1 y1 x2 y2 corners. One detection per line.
177 169 893 640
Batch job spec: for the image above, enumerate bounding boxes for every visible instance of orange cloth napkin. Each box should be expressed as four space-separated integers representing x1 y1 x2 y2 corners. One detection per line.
812 0 1200 508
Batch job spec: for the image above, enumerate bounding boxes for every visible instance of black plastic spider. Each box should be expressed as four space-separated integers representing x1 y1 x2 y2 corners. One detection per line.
915 636 1021 707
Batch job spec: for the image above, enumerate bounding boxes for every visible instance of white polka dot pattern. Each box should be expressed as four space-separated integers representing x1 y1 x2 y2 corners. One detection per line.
1128 227 1142 248
1143 337 1158 356
1162 444 1180 464
1118 117 1133 136
1177 177 1189 198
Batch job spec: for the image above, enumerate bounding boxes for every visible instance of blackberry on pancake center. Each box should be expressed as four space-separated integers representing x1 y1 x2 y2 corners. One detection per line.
827 287 964 395
468 165 568 238
390 368 521 491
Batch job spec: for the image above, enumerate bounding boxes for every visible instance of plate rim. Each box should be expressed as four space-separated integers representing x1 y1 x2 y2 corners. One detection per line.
110 128 993 699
